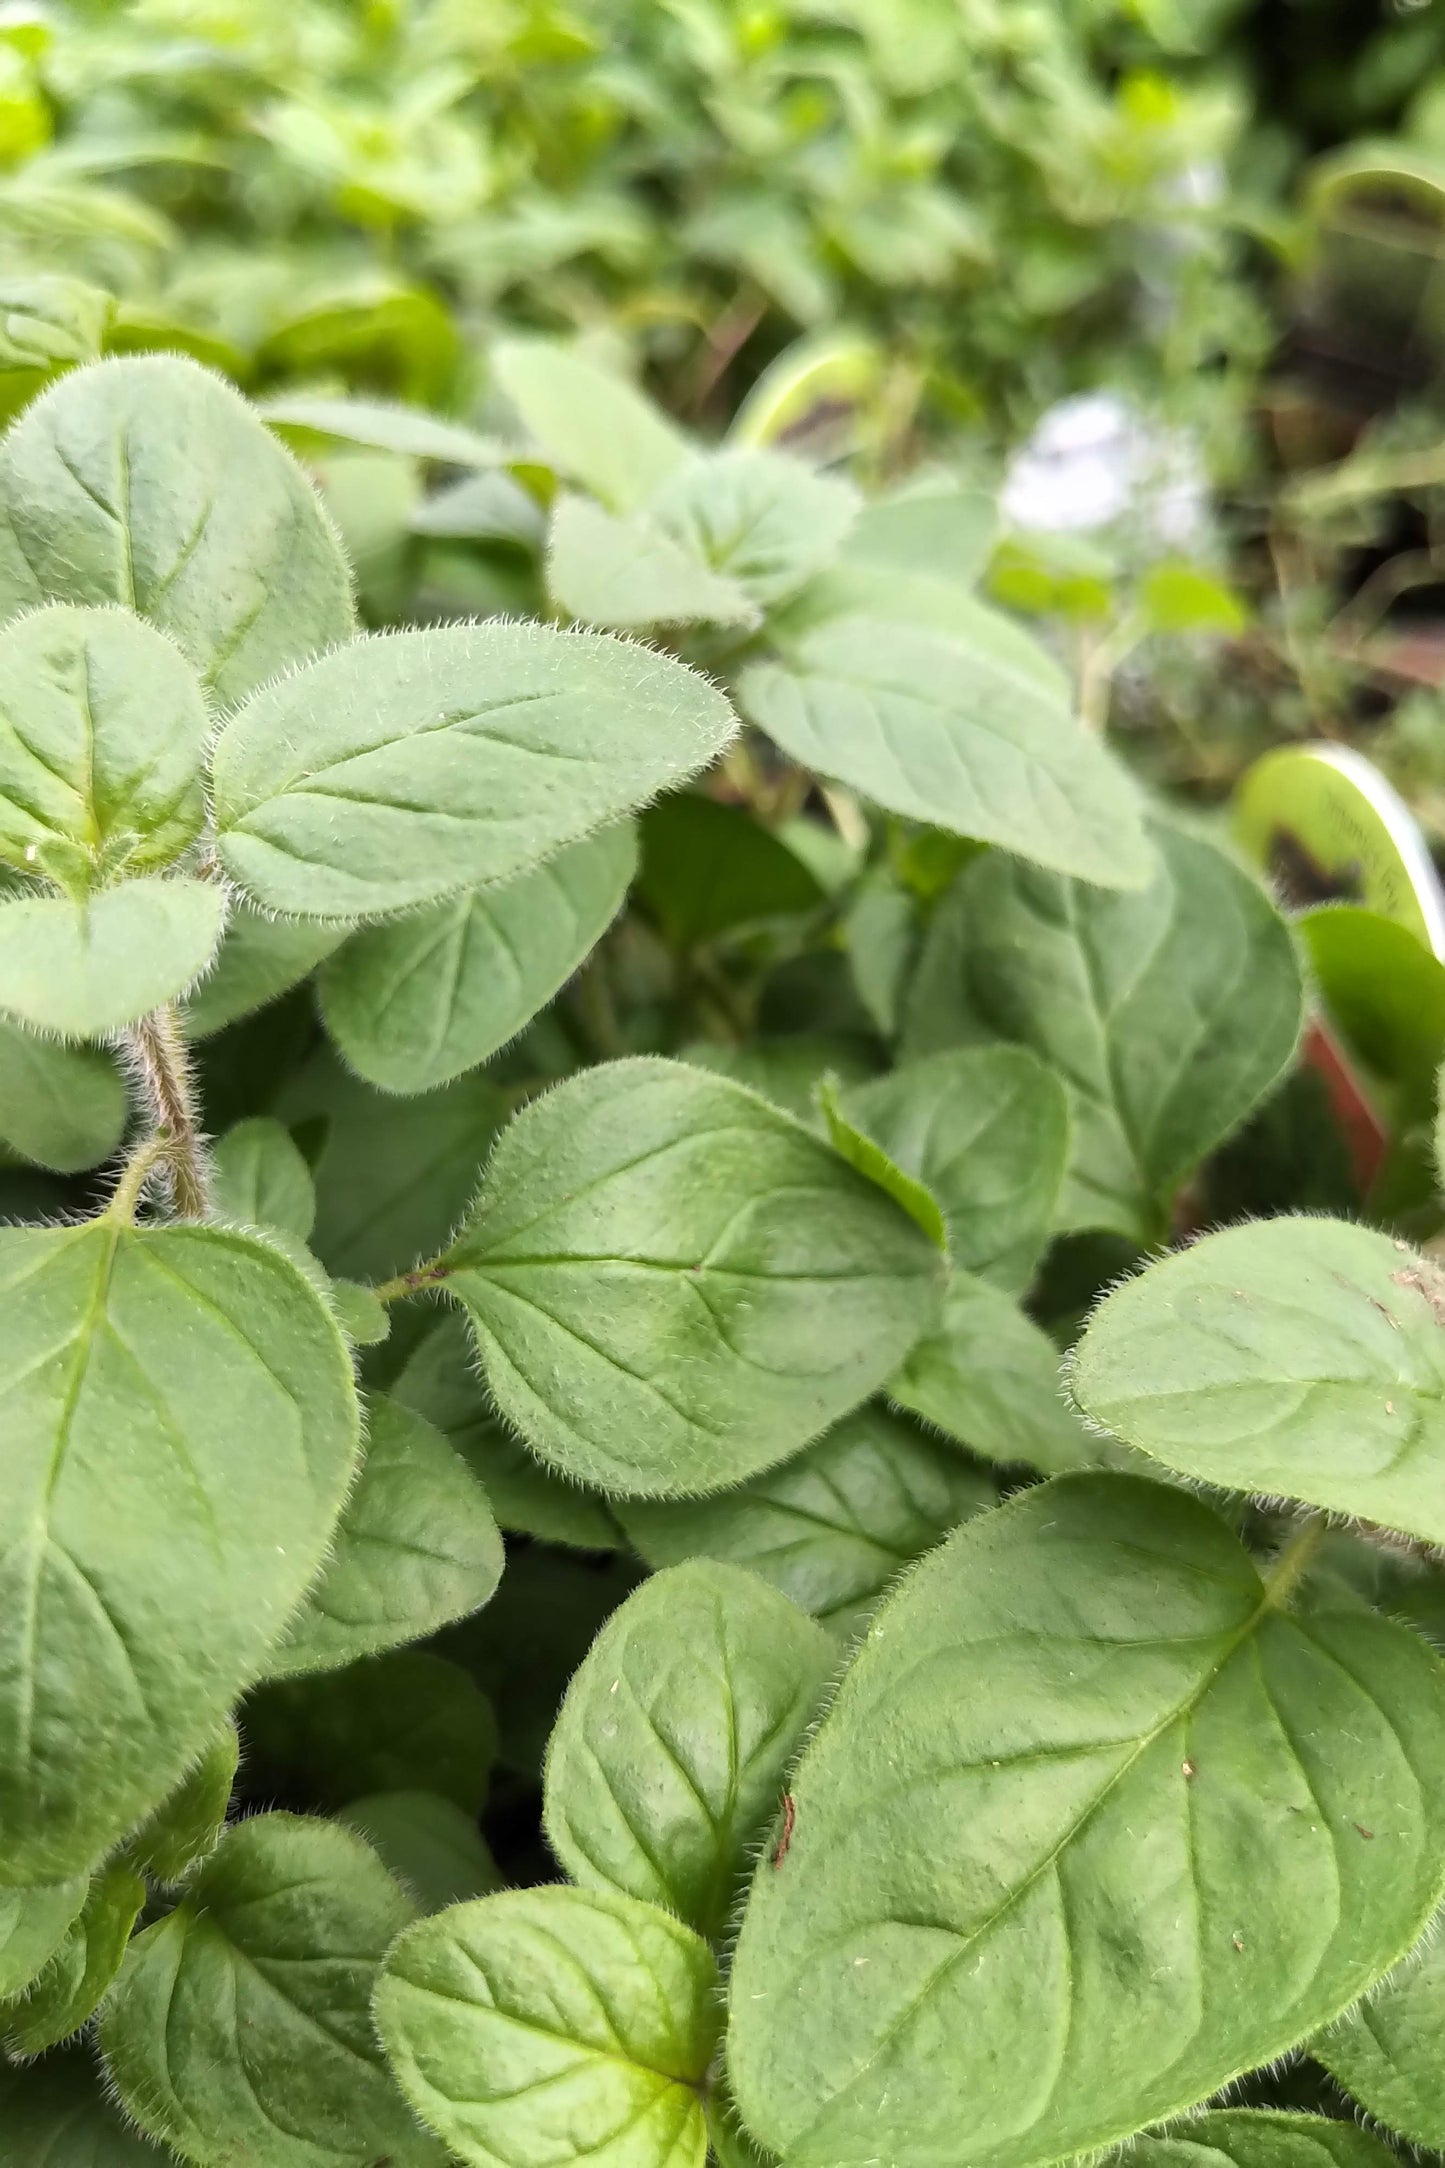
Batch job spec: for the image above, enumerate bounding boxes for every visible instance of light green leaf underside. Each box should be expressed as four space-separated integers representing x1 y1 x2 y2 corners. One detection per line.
211 1116 316 1239
891 1271 1100 1475
840 1045 1070 1294
620 1404 996 1641
99 1813 441 2168
319 823 637 1094
0 354 355 706
0 1020 125 1172
269 1394 504 1678
545 1560 832 1939
0 604 209 884
212 622 736 920
1315 1934 1445 2148
375 1884 718 2168
727 1473 1445 2168
440 1055 945 1497
492 338 691 513
0 1218 358 1880
0 876 225 1039
548 494 759 631
904 822 1303 1241
1073 1216 1445 1548
738 613 1150 889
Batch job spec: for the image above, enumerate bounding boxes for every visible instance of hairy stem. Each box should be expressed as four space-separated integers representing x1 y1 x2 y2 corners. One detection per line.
105 1136 171 1224
125 1005 210 1219
1262 1512 1328 1611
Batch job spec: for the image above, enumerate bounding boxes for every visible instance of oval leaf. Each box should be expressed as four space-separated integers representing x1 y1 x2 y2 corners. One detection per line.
492 337 690 512
375 1885 719 2168
0 1020 125 1173
1315 1935 1445 2148
212 622 737 920
0 1877 87 2001
0 2046 165 2163
122 1722 238 1887
0 876 224 1040
1073 1217 1445 1548
4 1860 146 2058
99 1813 441 2168
545 1560 832 1939
548 494 760 631
0 355 355 704
436 1056 945 1497
319 824 637 1094
727 1474 1445 2168
891 1271 1100 1475
210 1115 316 1238
0 1217 358 1880
338 1792 500 1916
1126 2112 1402 2168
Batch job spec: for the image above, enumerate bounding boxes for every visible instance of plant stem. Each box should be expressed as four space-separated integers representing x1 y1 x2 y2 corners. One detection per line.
125 1004 210 1219
1262 1512 1328 1611
105 1136 171 1224
370 1263 452 1305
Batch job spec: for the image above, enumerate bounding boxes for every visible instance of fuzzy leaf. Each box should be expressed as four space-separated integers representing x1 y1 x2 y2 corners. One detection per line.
0 1877 87 2000
122 1722 238 1886
4 1860 146 2057
182 905 346 1039
210 1116 316 1238
0 2046 165 2162
0 1217 358 1880
638 794 823 948
0 1021 125 1172
438 1056 945 1497
1125 2112 1402 2168
0 876 225 1039
263 391 510 468
245 1650 497 1815
545 1560 831 1939
338 1792 500 1915
212 622 736 920
375 1885 718 2168
0 355 355 704
548 493 759 630
891 1271 1099 1474
727 1474 1445 2168
1315 1935 1445 2148
492 338 690 512
649 446 860 609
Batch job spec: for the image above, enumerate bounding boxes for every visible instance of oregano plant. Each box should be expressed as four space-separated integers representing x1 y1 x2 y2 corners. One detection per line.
0 346 1442 2168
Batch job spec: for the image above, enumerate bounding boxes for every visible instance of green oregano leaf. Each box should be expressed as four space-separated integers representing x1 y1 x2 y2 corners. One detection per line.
544 1560 832 1940
262 390 511 469
0 2045 166 2163
638 793 824 949
891 1271 1100 1474
211 622 736 921
548 492 760 631
1125 2111 1403 2168
210 1115 316 1238
122 1722 238 1887
182 904 347 1039
491 337 691 512
0 1877 87 2000
738 613 1151 888
374 1885 720 2168
818 1075 948 1248
0 604 209 888
268 1394 504 1678
648 445 861 610
620 1404 996 1641
0 1216 358 1881
0 875 225 1039
1073 1217 1445 1546
727 1473 1445 2168
99 1812 443 2168
245 1650 497 1815
0 355 355 705
838 1045 1070 1293
905 822 1303 1241
319 822 638 1094
437 1055 945 1497
4 1859 147 2058
0 1020 125 1173
1314 1936 1445 2148
337 1792 501 1915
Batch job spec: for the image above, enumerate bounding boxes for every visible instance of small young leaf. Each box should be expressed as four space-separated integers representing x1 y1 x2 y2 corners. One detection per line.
0 1877 87 2000
393 1313 620 1551
181 904 346 1039
0 2045 165 2162
4 1860 146 2057
1315 1936 1445 2148
0 1217 358 1880
548 493 760 630
263 390 510 468
210 1115 316 1238
727 1474 1445 2168
1125 2111 1402 2168
905 823 1303 1241
375 1885 719 2168
338 1792 500 1915
437 1056 945 1497
99 1813 442 2168
122 1722 238 1886
330 1278 390 1346
492 337 690 511
818 1077 948 1249
0 355 355 704
638 794 824 948
0 605 209 885
891 1271 1099 1474
212 622 736 920
544 1560 832 1938
269 1395 504 1678
0 876 224 1039
0 1021 125 1173
1073 1217 1445 1545
739 614 1151 888
319 823 637 1094
838 1046 1069 1293
620 1404 996 1640
649 446 861 610
245 1650 497 1815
